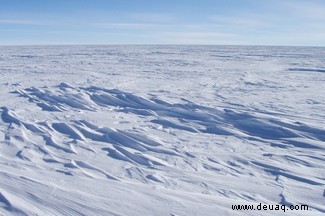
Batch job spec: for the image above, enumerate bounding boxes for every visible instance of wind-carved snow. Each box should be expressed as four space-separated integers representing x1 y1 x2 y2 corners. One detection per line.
0 45 324 215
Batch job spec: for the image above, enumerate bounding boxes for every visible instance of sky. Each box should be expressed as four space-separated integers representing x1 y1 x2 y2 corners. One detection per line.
1 0 325 46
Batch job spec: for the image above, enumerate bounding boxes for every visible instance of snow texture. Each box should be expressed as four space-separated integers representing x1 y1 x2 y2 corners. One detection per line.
0 45 324 215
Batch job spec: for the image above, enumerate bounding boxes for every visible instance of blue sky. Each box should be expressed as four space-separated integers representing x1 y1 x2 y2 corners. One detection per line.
1 0 325 46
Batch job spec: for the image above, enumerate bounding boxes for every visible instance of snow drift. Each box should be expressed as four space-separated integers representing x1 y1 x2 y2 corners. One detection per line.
0 45 324 215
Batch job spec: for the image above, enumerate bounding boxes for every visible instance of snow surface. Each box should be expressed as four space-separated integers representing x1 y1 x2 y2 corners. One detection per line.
0 45 324 215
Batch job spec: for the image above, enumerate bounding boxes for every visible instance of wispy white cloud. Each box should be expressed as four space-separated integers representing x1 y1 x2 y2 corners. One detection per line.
275 0 325 21
209 0 325 30
127 13 175 23
0 19 43 25
155 30 238 45
161 31 235 38
94 23 167 30
208 15 270 28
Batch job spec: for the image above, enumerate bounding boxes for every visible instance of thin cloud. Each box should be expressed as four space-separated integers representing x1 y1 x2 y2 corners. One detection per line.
127 13 175 23
156 31 237 45
0 19 45 25
162 31 235 38
211 15 273 27
94 23 167 30
275 0 325 21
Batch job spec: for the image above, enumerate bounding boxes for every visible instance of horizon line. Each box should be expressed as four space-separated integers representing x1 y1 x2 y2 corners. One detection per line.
0 43 324 48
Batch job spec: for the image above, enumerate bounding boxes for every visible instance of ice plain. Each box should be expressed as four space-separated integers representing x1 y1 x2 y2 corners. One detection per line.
0 45 324 215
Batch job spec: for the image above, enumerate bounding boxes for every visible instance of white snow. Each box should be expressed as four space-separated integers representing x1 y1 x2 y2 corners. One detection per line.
0 45 324 215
